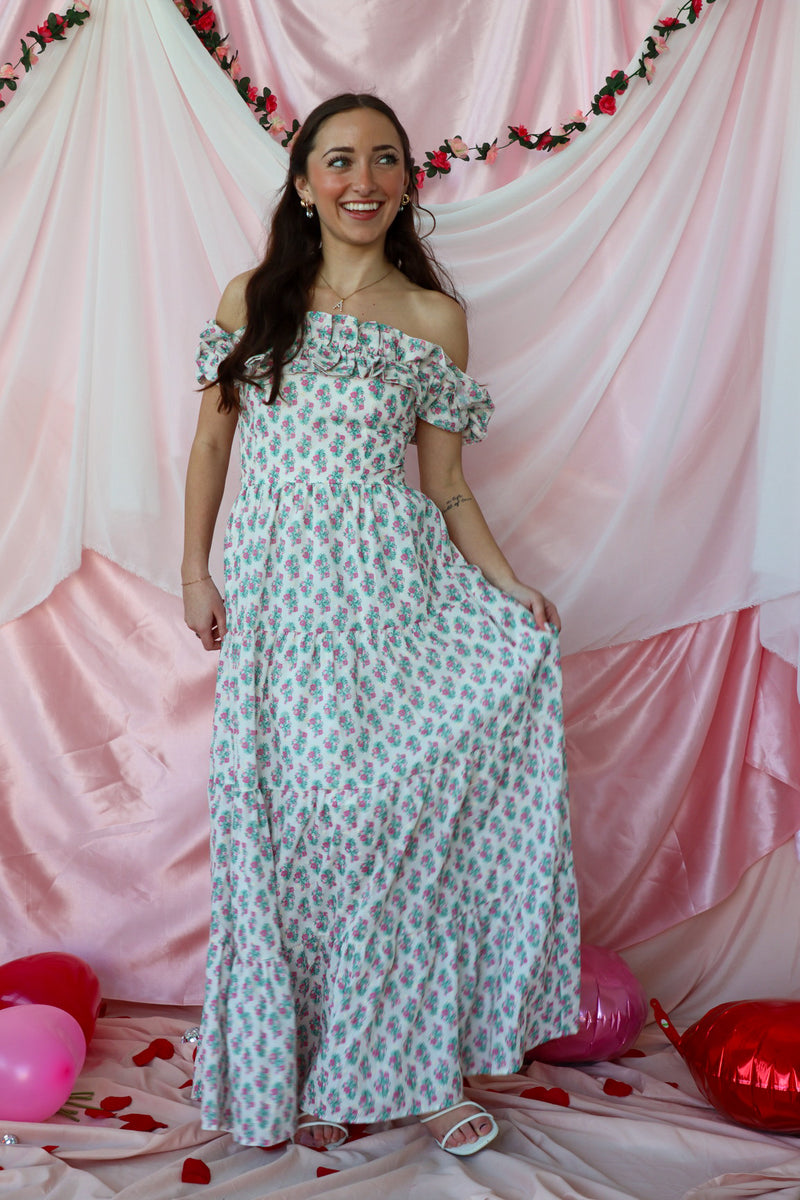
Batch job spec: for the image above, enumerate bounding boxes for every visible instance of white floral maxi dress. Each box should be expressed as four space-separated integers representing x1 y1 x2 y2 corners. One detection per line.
193 311 580 1146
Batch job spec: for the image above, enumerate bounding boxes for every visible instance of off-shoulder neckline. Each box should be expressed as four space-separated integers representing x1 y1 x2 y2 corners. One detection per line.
206 310 454 362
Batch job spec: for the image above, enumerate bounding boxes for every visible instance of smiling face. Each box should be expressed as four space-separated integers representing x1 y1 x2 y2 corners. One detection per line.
294 107 410 252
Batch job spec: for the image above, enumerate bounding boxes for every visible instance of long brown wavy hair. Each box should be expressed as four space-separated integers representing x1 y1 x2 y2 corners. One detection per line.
214 93 460 410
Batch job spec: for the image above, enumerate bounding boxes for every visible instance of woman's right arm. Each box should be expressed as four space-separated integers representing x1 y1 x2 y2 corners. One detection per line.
182 384 238 650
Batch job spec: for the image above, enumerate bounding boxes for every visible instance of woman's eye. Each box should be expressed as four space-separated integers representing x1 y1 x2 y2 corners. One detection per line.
379 153 399 166
327 156 350 169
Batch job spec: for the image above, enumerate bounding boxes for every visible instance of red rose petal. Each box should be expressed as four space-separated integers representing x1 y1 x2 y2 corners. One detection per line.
85 1108 110 1119
317 1167 340 1177
521 1086 570 1107
603 1079 634 1097
132 1038 174 1066
100 1095 132 1112
181 1158 211 1184
43 1146 59 1154
667 1081 680 1088
119 1113 168 1132
617 1048 646 1058
179 1079 194 1089
347 1123 370 1141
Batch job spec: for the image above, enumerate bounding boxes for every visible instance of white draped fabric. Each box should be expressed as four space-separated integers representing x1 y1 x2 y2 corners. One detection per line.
2 0 799 663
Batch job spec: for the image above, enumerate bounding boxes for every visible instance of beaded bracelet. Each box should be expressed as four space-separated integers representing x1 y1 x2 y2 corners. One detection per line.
182 575 211 586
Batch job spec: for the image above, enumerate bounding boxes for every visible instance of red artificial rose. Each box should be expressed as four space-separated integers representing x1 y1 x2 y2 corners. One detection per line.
536 131 554 151
511 124 530 140
429 150 450 171
692 0 702 13
415 167 425 189
598 94 617 115
659 16 680 26
614 72 629 93
195 10 215 33
265 93 278 114
37 23 54 42
247 84 258 103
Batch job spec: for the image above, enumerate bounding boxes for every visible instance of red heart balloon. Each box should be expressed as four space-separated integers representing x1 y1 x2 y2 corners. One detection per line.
653 998 800 1133
0 953 101 1046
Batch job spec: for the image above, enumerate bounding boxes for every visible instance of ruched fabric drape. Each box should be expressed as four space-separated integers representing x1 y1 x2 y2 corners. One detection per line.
1 0 799 1002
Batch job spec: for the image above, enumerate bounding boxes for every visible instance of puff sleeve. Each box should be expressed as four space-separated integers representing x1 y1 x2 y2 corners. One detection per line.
413 346 494 444
195 321 240 386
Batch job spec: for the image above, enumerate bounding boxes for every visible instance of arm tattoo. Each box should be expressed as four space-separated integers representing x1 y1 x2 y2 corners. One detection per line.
442 493 475 514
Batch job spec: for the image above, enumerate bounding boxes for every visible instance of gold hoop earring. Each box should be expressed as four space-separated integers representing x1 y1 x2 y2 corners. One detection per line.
399 193 410 210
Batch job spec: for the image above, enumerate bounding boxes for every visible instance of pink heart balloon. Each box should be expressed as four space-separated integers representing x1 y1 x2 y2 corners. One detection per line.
0 1004 85 1122
527 944 648 1064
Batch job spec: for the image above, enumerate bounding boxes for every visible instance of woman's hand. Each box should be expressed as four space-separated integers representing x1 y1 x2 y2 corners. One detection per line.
183 577 227 650
501 578 561 632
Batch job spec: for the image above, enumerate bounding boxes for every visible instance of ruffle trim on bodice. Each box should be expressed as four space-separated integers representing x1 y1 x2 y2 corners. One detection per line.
195 311 493 444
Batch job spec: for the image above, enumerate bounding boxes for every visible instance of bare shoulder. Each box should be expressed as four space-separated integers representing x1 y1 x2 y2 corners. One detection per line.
215 269 254 333
408 289 469 370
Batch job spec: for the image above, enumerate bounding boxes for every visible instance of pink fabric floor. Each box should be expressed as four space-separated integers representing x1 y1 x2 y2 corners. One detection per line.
4 840 800 1199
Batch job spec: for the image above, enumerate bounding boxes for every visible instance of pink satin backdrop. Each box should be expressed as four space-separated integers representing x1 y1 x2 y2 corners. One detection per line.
1 553 797 1002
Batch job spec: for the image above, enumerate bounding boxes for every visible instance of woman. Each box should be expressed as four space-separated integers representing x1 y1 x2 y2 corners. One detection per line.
183 93 580 1156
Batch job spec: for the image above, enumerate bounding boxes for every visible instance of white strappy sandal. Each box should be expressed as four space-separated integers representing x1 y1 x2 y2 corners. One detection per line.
420 1099 499 1156
294 1114 349 1150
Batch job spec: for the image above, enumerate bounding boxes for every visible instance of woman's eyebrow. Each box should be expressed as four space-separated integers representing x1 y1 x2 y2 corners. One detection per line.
322 143 399 154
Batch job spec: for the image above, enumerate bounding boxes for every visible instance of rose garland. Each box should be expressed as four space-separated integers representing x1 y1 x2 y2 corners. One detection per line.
173 0 300 147
176 0 718 185
0 3 91 111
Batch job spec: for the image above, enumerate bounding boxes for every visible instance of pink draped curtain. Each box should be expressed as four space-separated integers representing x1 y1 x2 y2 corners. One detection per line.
1 0 799 1003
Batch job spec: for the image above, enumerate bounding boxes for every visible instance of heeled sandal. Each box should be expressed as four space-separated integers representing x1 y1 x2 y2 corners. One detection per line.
420 1099 499 1156
294 1113 349 1150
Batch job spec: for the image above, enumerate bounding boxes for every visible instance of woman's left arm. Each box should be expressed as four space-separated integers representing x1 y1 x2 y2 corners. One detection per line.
416 422 560 631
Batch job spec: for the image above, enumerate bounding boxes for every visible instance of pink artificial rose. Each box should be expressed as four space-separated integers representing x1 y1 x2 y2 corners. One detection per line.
485 140 498 165
231 59 241 79
510 124 530 140
447 136 469 159
37 23 54 42
214 45 225 61
654 35 669 53
194 10 215 33
0 63 16 78
429 149 450 171
598 94 616 115
415 167 425 189
28 50 39 64
645 57 656 80
175 1 190 15
72 0 90 9
269 111 287 134
265 92 278 115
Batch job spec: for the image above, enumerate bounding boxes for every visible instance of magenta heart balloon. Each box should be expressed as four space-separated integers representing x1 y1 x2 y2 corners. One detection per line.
0 1004 85 1121
526 944 648 1063
0 952 101 1045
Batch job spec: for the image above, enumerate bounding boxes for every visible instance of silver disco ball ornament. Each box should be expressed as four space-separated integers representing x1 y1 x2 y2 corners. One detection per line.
181 1026 202 1044
1 1133 20 1145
